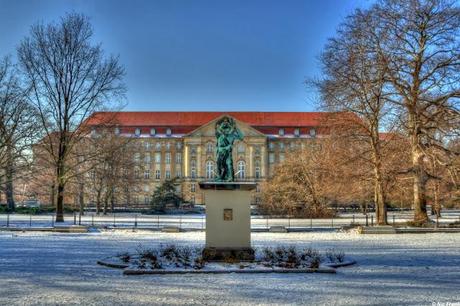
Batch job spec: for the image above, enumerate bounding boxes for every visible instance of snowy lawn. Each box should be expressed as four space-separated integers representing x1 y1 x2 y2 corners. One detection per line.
0 230 459 305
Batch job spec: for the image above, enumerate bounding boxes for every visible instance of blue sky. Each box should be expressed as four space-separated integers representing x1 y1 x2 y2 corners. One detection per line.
0 0 370 111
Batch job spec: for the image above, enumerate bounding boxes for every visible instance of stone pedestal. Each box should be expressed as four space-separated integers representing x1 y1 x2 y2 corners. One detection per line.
199 182 256 261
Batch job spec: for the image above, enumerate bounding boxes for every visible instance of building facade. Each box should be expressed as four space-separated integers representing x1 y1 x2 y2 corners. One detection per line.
86 112 326 207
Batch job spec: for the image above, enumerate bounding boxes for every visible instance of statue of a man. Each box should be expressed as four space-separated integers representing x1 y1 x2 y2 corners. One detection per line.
215 117 243 182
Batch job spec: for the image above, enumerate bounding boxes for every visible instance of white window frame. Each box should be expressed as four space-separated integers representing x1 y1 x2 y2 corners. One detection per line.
206 160 214 179
237 160 246 179
165 152 171 164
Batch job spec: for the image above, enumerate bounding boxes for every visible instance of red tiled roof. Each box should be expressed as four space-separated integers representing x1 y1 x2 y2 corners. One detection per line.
85 111 328 127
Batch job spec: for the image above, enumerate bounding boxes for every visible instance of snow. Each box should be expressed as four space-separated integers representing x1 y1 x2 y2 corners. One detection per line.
0 230 459 305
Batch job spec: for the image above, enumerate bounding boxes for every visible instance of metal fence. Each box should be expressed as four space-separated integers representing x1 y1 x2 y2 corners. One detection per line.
1 212 459 230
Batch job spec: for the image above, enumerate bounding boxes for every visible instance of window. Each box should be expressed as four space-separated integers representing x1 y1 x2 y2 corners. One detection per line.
144 185 150 192
190 183 196 193
191 167 196 179
175 153 182 163
279 142 285 151
114 127 120 135
155 152 161 163
255 159 261 179
290 142 296 150
310 128 316 137
134 152 140 163
279 128 285 136
237 143 245 153
190 159 196 178
191 146 197 155
268 142 275 150
150 128 156 136
165 170 171 179
135 128 141 136
254 146 261 156
279 153 285 162
155 142 161 151
165 142 171 151
237 160 246 179
294 128 300 137
134 168 140 179
144 154 151 164
165 152 171 164
206 160 214 179
206 142 213 153
144 196 150 204
166 128 172 136
144 142 151 150
176 142 182 150
144 170 150 179
155 169 161 180
175 166 182 178
269 153 275 164
133 196 139 204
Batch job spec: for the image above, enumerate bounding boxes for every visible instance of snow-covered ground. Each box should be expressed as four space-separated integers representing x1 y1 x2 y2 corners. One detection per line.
2 210 460 229
0 230 459 305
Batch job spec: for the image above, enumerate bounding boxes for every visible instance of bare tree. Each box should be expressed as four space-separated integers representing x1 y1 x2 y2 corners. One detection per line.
0 56 38 211
373 0 460 223
260 142 335 218
18 13 125 222
84 129 138 215
316 9 396 224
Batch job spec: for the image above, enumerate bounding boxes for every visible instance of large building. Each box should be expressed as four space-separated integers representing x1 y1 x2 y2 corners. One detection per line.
85 111 327 207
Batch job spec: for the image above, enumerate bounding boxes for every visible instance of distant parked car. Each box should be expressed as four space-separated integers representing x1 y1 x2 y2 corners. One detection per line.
20 199 41 208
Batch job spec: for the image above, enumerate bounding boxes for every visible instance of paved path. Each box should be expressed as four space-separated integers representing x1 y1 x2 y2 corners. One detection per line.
0 230 459 305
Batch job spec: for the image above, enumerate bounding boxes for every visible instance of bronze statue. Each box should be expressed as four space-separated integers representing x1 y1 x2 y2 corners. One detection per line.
215 116 243 182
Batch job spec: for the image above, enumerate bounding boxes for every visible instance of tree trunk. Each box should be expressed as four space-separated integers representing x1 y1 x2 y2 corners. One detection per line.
110 187 115 213
373 165 387 225
5 144 15 211
79 181 85 216
103 197 108 215
5 172 15 211
433 181 441 218
55 159 66 222
96 189 101 215
55 181 65 222
412 146 429 223
371 128 387 225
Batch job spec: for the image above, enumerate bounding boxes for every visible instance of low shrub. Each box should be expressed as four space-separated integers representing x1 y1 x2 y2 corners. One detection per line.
325 249 345 263
406 220 434 228
448 221 460 228
116 245 344 271
117 252 131 263
193 257 206 269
